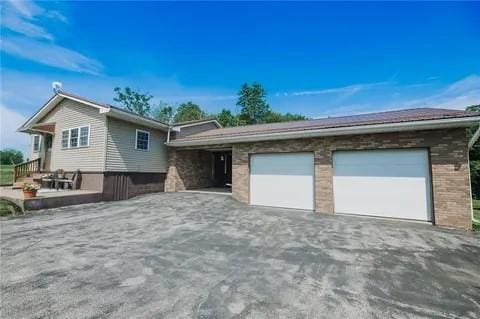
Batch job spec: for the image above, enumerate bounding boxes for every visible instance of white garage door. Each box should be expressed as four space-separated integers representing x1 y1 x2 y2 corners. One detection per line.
250 153 314 210
333 149 432 221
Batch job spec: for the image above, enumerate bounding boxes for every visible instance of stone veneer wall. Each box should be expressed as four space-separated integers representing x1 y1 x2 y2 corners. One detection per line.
231 128 472 230
165 149 214 191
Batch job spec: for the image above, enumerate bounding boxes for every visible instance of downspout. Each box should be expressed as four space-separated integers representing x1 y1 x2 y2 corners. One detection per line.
468 123 480 149
167 125 172 143
468 123 480 225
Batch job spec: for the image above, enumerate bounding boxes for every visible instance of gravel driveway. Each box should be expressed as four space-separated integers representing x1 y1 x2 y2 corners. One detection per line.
1 192 479 318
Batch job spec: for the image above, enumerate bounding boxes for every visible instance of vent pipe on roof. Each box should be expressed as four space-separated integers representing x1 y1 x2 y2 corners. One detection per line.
52 81 62 93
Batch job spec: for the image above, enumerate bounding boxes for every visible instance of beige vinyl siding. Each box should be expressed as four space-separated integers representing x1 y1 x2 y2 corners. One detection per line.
105 117 168 172
37 98 107 171
174 122 218 138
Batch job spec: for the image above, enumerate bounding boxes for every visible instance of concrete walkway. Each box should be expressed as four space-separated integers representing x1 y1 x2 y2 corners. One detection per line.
1 193 479 318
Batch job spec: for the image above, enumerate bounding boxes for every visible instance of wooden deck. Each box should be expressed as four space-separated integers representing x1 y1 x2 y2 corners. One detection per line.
0 187 103 211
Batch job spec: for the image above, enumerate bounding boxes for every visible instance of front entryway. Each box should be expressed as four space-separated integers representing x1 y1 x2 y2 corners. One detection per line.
212 151 232 188
332 149 432 221
249 152 315 210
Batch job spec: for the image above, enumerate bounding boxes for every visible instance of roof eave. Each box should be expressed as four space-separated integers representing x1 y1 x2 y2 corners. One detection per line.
167 116 480 147
174 119 222 129
105 108 169 131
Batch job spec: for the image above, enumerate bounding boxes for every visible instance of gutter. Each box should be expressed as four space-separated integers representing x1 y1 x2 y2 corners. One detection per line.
167 116 480 147
101 107 170 131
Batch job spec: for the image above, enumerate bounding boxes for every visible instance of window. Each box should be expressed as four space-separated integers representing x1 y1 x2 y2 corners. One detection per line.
79 127 89 147
135 129 150 151
70 128 79 148
32 135 41 152
61 130 69 148
61 126 89 149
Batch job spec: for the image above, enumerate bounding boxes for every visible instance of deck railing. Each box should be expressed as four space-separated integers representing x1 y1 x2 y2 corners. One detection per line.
13 158 41 182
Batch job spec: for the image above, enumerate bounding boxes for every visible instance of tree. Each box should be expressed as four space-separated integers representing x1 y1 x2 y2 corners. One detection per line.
114 87 152 116
237 82 271 124
174 102 206 123
216 109 243 127
467 104 480 198
0 148 23 165
265 111 306 123
152 101 175 123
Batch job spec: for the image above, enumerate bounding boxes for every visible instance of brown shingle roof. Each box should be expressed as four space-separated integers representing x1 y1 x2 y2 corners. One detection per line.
175 108 480 141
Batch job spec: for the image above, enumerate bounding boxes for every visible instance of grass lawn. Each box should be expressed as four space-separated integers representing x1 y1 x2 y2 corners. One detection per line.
0 199 22 217
0 164 14 186
472 199 480 231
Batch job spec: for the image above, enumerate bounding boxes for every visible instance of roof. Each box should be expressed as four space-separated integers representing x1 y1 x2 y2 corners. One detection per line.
168 108 480 146
19 91 170 132
173 118 222 128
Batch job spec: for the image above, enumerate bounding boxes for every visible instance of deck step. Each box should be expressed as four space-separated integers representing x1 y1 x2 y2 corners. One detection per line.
15 177 35 185
32 173 44 179
12 182 24 189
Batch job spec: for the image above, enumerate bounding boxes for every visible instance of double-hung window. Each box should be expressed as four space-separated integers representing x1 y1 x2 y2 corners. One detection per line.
79 127 89 146
70 128 79 148
61 130 69 148
32 135 41 152
135 129 150 151
61 126 89 149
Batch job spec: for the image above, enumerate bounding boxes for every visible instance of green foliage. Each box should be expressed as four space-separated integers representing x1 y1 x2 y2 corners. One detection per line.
237 82 271 124
0 199 22 217
0 165 13 186
216 109 245 127
265 111 306 123
0 149 23 165
113 83 307 127
114 87 153 116
174 102 207 123
467 105 480 199
152 101 175 123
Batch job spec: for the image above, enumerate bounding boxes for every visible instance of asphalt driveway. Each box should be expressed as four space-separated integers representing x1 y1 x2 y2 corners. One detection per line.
1 193 479 319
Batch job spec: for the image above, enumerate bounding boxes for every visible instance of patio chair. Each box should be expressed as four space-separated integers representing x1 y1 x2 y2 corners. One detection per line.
63 170 81 190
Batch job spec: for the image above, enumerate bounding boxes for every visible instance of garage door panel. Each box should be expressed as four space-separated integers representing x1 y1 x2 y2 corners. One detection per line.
250 153 314 210
333 149 432 221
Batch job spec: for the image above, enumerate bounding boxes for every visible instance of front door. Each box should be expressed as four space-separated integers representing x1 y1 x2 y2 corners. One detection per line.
43 134 53 171
213 152 232 187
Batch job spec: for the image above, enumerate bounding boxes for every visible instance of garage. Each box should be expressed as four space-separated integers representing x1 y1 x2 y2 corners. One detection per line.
250 153 314 210
332 149 432 221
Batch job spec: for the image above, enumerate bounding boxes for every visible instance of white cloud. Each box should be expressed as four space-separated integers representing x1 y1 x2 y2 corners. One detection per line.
6 0 43 19
312 74 480 118
280 81 390 97
0 0 102 75
1 36 103 75
402 75 480 109
1 13 54 40
0 105 30 157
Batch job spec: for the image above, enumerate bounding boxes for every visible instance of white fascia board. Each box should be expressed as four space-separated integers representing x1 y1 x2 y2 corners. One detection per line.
19 94 63 130
57 93 109 111
167 116 480 147
19 93 110 132
106 108 169 131
174 119 222 129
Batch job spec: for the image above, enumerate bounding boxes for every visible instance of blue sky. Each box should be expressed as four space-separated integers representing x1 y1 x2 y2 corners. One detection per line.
1 1 480 156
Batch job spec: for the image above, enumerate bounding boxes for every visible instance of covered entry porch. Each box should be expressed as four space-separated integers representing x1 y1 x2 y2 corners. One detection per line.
165 146 232 194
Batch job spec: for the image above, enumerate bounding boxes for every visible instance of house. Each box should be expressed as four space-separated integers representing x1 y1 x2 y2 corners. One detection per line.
18 91 220 201
18 91 480 229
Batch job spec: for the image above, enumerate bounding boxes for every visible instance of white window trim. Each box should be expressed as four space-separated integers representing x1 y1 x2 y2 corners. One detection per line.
135 129 150 151
61 125 90 149
32 135 41 153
